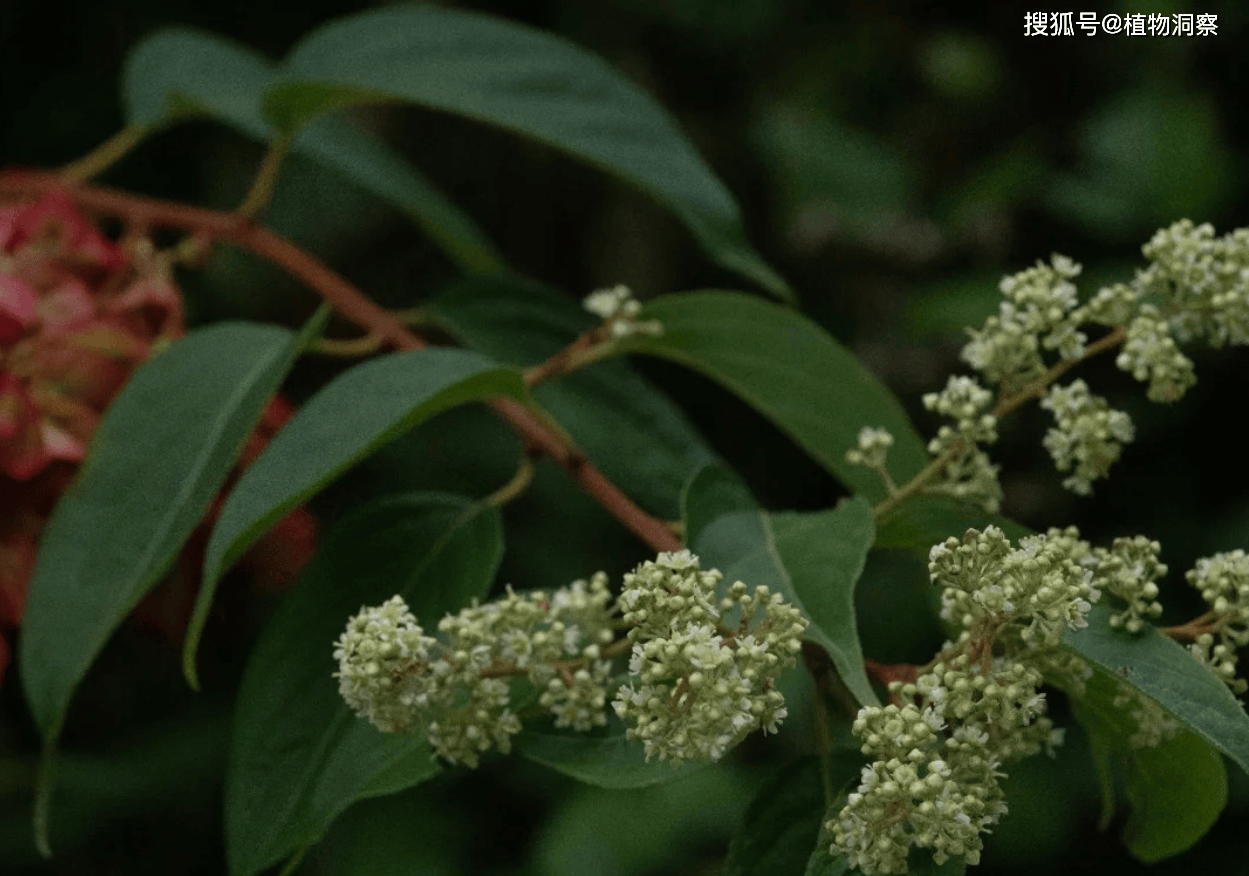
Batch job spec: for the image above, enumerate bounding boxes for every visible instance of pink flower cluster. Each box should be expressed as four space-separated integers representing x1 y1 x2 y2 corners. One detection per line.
1 189 183 478
0 190 315 682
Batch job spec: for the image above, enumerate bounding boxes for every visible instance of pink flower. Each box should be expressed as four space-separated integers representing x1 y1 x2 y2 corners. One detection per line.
0 275 37 345
1 190 180 481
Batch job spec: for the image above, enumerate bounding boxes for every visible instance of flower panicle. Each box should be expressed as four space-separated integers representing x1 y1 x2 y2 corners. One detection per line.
334 550 807 767
851 220 1249 509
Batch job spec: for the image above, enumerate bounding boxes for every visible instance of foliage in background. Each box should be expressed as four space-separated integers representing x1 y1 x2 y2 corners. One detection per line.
1 1 1248 875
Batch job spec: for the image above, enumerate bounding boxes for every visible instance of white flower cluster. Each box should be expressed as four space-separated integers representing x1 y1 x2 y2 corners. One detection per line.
920 376 1003 512
1039 379 1134 496
830 526 1106 873
612 550 807 763
928 526 1100 647
334 575 615 767
582 284 663 338
333 596 438 734
875 222 1249 505
845 426 894 472
1140 220 1249 348
962 255 1085 390
831 650 1063 874
336 552 808 769
1186 550 1249 694
832 728 1005 875
1115 305 1196 403
1096 536 1166 633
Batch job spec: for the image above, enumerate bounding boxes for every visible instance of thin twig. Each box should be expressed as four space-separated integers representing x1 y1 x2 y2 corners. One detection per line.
873 325 1129 522
0 170 680 553
235 134 293 219
58 125 150 182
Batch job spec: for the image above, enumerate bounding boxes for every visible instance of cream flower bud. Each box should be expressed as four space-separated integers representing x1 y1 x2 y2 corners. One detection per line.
612 551 807 763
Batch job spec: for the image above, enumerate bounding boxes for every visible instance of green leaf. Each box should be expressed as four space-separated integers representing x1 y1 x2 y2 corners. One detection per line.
680 464 757 550
534 766 755 876
425 276 593 362
1063 602 1249 777
875 495 1032 557
226 492 502 876
514 726 703 789
1069 666 1226 863
723 757 827 876
620 292 928 503
1045 88 1234 240
121 27 505 274
428 277 719 518
123 26 271 130
190 348 526 686
694 499 879 707
19 321 312 738
262 5 788 298
1087 726 1118 831
1123 730 1226 862
804 846 853 876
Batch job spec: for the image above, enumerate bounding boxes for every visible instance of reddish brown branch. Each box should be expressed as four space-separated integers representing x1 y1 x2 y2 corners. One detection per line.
1162 609 1223 641
1 169 680 553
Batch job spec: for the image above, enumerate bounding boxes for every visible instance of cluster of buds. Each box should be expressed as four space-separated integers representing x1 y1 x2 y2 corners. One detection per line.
831 526 1099 874
832 525 1249 873
1114 305 1195 403
1096 536 1166 633
612 550 807 763
918 376 1002 511
929 526 1100 648
335 575 615 767
582 284 663 338
1138 220 1249 348
845 426 893 473
832 658 1055 874
0 189 315 682
335 551 807 768
1038 379 1134 496
849 221 1249 507
962 254 1086 389
1185 550 1249 694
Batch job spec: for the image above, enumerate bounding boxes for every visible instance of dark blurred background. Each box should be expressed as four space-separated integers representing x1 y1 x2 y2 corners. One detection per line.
2 0 1247 873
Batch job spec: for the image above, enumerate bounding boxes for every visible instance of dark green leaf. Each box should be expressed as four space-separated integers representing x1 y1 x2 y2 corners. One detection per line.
1063 603 1249 777
1045 89 1234 239
428 277 719 518
752 102 915 239
190 348 526 685
425 276 593 363
19 321 311 737
723 757 826 876
620 292 928 503
514 726 703 789
121 27 505 273
123 26 270 129
694 500 879 707
227 493 503 876
804 845 853 876
1069 666 1226 862
681 464 757 549
1123 730 1226 862
1087 730 1118 831
534 766 755 876
875 495 1032 557
262 5 788 297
